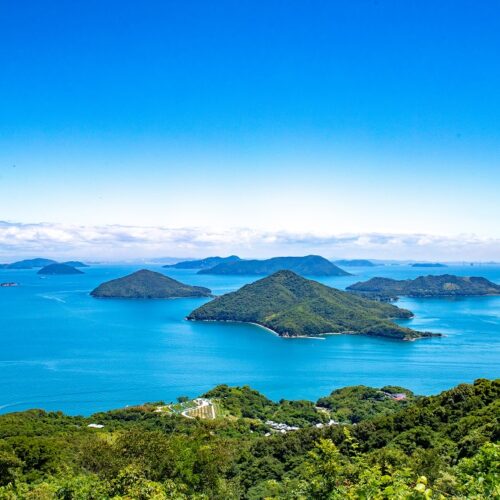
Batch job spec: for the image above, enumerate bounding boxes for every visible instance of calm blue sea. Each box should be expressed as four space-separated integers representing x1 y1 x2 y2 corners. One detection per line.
1 264 499 415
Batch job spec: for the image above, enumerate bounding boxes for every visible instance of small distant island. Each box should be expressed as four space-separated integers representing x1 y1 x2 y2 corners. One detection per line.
1 258 57 269
91 269 212 299
62 261 89 268
334 259 377 267
347 274 500 300
198 255 351 276
164 255 240 270
38 263 84 275
411 262 447 268
188 270 436 340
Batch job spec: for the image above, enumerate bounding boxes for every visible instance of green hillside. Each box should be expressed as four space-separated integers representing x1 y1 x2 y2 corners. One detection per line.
0 379 497 499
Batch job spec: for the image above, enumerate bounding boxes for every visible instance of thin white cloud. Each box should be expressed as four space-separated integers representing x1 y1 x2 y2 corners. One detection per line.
0 221 498 261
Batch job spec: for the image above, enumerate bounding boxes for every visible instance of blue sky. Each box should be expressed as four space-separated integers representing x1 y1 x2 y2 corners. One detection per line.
0 1 499 260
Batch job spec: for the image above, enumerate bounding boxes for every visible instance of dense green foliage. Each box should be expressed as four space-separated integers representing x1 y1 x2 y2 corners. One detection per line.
188 270 435 339
316 385 417 424
38 264 84 275
334 259 376 267
347 274 500 299
165 256 241 270
197 255 351 276
91 269 212 299
0 379 497 499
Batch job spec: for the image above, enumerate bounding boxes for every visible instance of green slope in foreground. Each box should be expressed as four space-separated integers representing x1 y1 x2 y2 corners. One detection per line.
188 270 436 340
0 379 497 499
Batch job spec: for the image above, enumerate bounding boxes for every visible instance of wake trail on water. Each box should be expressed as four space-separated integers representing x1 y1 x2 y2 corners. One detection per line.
38 294 66 303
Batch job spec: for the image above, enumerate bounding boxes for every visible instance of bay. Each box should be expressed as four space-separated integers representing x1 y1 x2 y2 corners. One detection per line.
0 263 499 414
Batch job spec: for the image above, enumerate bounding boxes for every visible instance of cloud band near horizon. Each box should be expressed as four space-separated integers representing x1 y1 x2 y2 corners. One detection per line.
0 221 498 262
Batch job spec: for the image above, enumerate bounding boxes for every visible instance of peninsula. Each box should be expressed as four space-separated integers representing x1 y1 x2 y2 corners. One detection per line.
188 270 435 340
164 255 240 270
197 255 351 276
38 263 84 275
91 269 212 299
347 274 500 299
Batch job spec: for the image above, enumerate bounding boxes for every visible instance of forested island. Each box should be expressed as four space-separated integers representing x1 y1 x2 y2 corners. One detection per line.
37 263 84 275
188 270 436 340
91 269 212 298
164 255 241 270
347 274 500 300
198 255 351 276
0 378 497 498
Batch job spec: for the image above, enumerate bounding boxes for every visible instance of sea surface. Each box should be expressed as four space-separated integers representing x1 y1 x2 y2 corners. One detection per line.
1 263 499 415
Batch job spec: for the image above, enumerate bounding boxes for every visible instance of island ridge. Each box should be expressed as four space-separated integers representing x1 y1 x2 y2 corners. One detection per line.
347 274 500 300
188 270 436 340
197 255 351 276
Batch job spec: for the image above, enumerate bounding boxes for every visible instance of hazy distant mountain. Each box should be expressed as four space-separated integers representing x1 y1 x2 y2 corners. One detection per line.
334 259 377 267
198 255 351 276
188 270 434 340
164 255 240 270
3 258 57 269
91 269 211 299
347 274 500 299
62 261 89 268
411 263 447 268
38 263 84 275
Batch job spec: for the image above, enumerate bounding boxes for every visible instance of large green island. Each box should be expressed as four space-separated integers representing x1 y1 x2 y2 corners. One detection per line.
188 270 436 340
197 255 351 276
91 269 212 298
347 274 500 300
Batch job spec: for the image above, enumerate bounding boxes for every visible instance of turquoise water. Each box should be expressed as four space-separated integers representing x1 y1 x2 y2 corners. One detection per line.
1 264 499 415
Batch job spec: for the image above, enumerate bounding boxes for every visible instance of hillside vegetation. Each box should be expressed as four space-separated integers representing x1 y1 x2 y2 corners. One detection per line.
188 270 436 340
0 379 497 498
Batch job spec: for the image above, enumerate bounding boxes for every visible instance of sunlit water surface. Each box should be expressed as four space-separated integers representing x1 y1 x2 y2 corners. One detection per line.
1 264 499 414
